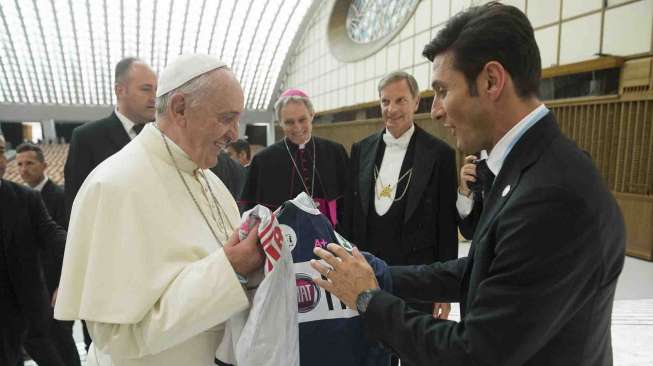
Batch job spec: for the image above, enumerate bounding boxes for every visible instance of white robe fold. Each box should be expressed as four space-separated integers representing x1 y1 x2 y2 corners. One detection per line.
55 123 248 366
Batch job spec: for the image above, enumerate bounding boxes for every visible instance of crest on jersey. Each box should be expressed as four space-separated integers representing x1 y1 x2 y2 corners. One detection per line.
279 224 297 251
296 273 321 313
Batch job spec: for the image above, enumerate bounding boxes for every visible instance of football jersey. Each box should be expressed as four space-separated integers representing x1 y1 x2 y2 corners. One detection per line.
217 205 299 366
277 193 392 366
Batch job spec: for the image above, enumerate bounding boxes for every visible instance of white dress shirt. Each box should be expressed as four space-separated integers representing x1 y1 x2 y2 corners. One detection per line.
115 108 139 140
374 124 415 216
34 175 49 191
457 104 549 218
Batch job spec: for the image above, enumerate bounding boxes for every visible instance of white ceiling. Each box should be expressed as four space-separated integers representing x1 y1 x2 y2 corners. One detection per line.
0 0 314 109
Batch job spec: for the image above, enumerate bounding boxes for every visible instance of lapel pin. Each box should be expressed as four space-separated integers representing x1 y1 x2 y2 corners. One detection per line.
502 185 511 197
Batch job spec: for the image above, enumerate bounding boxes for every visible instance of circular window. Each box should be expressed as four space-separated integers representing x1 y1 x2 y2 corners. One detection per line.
328 0 419 62
346 0 419 44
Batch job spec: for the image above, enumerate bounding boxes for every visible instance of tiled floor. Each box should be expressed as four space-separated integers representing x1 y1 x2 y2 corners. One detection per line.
25 241 653 365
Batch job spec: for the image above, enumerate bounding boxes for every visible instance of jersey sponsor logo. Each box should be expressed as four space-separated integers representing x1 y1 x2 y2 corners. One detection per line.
279 224 298 252
294 262 358 323
296 273 321 313
314 238 328 249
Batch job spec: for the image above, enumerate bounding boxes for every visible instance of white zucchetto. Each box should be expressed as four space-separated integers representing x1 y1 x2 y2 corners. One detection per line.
157 54 227 97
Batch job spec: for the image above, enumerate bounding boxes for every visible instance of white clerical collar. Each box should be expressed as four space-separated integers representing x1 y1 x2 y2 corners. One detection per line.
486 104 548 177
383 123 415 149
142 122 198 174
297 136 312 150
115 107 138 139
34 175 49 191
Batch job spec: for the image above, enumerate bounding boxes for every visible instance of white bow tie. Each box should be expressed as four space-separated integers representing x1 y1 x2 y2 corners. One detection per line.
383 132 410 149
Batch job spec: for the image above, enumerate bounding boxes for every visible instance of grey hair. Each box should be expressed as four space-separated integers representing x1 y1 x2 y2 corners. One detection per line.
377 71 420 98
155 66 228 117
274 95 315 123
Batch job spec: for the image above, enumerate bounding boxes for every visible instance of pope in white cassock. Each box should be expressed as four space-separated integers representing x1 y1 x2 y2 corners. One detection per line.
54 55 265 366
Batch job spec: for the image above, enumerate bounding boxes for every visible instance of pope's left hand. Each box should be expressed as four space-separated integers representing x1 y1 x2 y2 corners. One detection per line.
310 244 379 309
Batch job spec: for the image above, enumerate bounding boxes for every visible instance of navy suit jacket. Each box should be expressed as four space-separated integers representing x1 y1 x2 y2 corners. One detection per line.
360 113 625 365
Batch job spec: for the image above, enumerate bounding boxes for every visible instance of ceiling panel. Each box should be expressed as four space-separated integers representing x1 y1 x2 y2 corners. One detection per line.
0 0 314 109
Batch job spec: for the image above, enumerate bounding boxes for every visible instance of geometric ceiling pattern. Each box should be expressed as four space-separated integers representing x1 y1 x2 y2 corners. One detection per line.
0 0 314 109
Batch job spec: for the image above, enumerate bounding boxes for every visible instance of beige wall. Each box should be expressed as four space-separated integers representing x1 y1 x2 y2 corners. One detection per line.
283 0 653 113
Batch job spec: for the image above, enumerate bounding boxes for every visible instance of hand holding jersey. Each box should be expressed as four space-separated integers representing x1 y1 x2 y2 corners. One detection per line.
223 223 264 277
311 245 379 309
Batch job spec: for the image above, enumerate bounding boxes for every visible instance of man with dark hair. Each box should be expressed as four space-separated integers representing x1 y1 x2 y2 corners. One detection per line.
226 139 251 167
0 136 68 366
311 3 625 365
63 56 156 349
16 142 80 365
210 150 246 199
344 71 458 346
17 143 65 226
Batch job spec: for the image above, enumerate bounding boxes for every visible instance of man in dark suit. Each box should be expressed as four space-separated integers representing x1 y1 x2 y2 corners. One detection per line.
344 71 458 321
210 150 246 200
63 56 156 349
312 3 625 365
0 136 67 366
225 139 251 167
65 57 157 222
16 142 81 366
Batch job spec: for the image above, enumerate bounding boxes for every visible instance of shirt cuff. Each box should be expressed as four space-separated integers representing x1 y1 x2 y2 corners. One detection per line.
456 191 474 219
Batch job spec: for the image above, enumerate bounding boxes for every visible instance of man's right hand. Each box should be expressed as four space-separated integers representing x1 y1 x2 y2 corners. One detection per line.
459 155 478 197
224 224 264 276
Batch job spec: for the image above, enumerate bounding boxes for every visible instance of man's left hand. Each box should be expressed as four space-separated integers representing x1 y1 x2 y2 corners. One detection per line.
310 244 379 309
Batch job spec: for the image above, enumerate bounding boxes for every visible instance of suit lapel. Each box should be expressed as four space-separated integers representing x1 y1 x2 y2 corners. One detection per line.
404 126 435 223
105 112 131 151
471 113 560 243
359 131 382 217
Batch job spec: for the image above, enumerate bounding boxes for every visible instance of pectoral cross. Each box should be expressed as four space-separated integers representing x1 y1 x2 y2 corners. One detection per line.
379 185 393 198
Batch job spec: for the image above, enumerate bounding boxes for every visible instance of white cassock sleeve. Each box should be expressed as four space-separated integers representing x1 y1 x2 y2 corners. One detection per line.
86 248 248 359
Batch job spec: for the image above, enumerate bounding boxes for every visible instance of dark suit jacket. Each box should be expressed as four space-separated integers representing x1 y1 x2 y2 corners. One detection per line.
39 179 66 293
41 180 66 228
210 151 246 199
0 179 67 345
361 113 626 365
64 112 130 223
344 125 459 265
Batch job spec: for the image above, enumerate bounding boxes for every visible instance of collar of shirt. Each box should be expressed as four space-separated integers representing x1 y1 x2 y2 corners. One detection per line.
383 123 415 149
286 136 312 151
115 107 138 139
486 104 549 177
34 175 49 191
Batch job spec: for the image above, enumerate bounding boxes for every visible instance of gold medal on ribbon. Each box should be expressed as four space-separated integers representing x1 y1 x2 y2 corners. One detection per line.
379 185 393 198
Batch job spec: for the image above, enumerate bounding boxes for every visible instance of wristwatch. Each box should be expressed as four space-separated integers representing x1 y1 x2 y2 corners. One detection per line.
356 288 380 314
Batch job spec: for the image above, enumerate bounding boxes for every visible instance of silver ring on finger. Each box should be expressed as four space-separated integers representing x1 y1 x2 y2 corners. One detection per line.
325 268 332 277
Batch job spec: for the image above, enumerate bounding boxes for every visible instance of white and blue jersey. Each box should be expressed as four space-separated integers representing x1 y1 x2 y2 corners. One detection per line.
277 193 392 366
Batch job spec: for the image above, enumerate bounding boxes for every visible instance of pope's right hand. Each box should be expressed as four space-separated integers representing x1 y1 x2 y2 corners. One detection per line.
224 223 265 276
